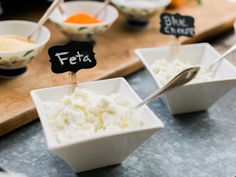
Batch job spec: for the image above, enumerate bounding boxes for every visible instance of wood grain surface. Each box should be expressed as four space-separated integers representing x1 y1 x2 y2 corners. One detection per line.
1 0 236 136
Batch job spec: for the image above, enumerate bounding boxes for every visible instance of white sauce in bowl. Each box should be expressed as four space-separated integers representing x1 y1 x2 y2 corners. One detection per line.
0 35 36 52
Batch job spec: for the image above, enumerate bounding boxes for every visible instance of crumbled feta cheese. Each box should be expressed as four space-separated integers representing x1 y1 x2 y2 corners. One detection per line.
43 89 143 143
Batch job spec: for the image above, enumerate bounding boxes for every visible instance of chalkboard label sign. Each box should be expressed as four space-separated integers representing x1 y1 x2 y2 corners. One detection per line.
160 13 195 38
48 41 96 73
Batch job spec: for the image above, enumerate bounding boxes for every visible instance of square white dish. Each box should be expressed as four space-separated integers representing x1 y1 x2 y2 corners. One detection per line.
31 77 163 172
135 43 236 115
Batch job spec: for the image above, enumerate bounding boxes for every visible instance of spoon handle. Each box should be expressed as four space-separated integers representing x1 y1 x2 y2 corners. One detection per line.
94 0 111 17
28 0 62 40
58 0 66 14
207 43 236 70
133 86 166 109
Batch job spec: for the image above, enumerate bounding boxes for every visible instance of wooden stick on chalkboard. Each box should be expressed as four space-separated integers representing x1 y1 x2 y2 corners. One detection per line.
48 42 96 91
160 13 195 59
69 72 78 90
171 37 181 59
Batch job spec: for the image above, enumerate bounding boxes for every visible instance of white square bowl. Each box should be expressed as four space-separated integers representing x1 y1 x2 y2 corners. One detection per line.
31 78 164 172
135 43 236 115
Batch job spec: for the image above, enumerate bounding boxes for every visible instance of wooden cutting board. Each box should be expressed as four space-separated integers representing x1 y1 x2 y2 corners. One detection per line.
1 0 236 136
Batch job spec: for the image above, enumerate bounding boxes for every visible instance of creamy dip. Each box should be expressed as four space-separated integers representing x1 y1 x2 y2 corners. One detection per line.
151 58 215 85
44 88 143 143
0 35 36 52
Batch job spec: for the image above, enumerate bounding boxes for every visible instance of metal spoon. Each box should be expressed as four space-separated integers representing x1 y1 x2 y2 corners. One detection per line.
27 0 62 40
133 66 200 109
207 43 236 71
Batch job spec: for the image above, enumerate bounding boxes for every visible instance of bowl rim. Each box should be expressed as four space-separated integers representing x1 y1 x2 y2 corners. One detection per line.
0 20 51 55
49 1 119 28
111 0 171 9
135 43 236 88
31 77 164 150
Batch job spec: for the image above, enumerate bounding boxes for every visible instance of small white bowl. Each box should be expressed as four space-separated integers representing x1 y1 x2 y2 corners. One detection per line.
112 0 170 29
0 20 50 78
31 78 164 172
0 21 50 67
49 1 119 42
135 43 236 115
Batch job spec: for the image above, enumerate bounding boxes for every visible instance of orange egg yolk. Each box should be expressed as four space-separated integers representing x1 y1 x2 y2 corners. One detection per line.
65 13 101 24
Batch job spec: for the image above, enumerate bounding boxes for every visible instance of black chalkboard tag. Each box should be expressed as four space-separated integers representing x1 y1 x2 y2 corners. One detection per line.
48 41 96 74
160 13 195 38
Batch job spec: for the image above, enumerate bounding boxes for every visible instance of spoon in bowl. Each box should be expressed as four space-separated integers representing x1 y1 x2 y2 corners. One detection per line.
135 42 236 109
94 0 111 18
207 43 236 71
27 0 62 40
133 66 200 109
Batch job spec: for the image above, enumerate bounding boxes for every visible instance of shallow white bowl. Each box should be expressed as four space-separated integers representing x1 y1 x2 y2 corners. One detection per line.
0 20 50 70
49 1 119 42
31 78 164 172
135 43 236 115
112 0 170 26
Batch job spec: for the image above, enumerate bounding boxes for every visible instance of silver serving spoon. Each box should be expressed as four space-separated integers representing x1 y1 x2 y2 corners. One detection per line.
27 0 62 40
207 43 236 71
134 66 200 109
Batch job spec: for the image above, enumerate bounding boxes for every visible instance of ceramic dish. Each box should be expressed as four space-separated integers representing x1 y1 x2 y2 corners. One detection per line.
112 0 170 29
49 1 119 42
31 78 164 172
135 43 236 114
0 20 50 78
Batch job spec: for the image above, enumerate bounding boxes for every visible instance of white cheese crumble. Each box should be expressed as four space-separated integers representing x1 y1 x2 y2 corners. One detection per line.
151 59 215 86
43 88 143 143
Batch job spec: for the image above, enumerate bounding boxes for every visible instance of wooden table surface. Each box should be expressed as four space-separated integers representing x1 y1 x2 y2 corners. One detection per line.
1 0 236 136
